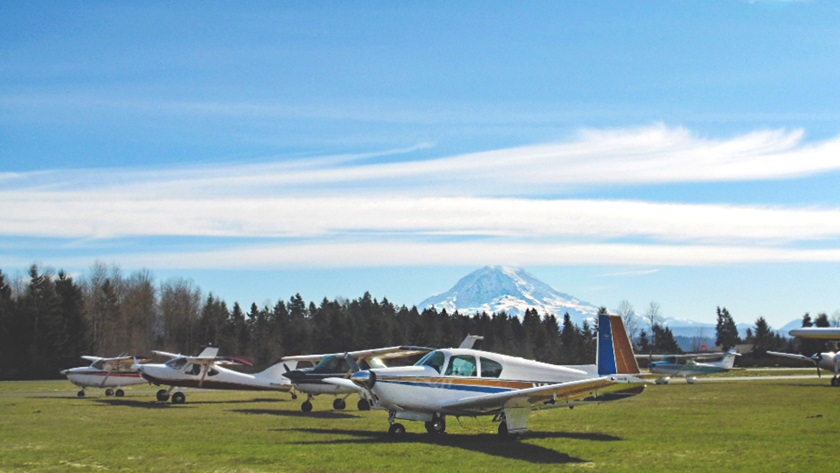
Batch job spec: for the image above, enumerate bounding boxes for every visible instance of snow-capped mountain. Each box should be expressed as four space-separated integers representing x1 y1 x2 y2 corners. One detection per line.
419 266 600 324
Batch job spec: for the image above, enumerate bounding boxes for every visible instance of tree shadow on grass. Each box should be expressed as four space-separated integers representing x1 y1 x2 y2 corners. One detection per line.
272 427 619 464
232 408 360 420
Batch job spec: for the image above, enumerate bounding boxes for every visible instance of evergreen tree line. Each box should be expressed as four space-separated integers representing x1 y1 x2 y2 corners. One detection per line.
0 264 832 380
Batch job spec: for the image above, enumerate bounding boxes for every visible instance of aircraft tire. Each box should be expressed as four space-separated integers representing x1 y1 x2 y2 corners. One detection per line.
357 398 370 411
301 401 313 413
498 422 509 439
333 398 346 410
115 389 125 397
105 389 114 396
77 390 85 398
172 392 186 404
425 415 446 435
832 377 839 387
388 423 406 439
156 390 170 402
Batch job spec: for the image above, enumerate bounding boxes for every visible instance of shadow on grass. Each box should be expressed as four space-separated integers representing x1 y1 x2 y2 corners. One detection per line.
274 427 614 464
232 408 360 420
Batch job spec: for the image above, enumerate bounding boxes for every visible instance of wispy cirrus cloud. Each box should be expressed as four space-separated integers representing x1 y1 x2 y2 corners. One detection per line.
4 125 840 268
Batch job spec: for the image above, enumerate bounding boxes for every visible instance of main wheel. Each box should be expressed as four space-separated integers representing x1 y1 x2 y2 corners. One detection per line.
77 390 85 398
171 392 186 404
115 389 125 397
388 423 406 439
301 401 313 413
105 388 114 396
425 416 446 435
357 398 370 411
156 390 170 402
498 422 509 439
333 398 346 410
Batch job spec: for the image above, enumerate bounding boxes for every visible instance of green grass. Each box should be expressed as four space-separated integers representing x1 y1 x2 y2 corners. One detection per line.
0 376 834 472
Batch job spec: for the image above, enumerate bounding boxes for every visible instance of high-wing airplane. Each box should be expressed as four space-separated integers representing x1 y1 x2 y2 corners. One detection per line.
281 335 485 413
61 355 150 397
323 314 645 439
637 349 740 384
770 326 840 386
135 347 295 403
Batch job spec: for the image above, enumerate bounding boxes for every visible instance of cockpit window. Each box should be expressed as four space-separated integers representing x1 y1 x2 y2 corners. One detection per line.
445 355 477 377
92 360 105 370
315 355 350 373
417 350 446 374
166 357 188 370
480 357 503 378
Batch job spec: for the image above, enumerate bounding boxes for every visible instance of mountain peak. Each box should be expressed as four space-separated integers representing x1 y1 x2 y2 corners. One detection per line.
419 266 599 323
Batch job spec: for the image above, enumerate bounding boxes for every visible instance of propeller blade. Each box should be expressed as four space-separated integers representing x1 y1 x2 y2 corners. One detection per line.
283 363 291 373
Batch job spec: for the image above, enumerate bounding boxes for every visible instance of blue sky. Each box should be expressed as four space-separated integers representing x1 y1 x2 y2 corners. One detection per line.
2 1 840 328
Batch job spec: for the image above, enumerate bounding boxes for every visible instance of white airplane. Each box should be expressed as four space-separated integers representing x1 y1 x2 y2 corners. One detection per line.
324 314 645 439
135 347 295 403
280 335 484 413
768 326 840 386
637 350 740 384
61 355 150 397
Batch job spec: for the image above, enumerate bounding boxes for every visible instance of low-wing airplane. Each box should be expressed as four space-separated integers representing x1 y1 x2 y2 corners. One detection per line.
767 350 840 385
279 338 482 412
637 349 740 384
770 326 840 387
61 355 150 397
135 347 295 403
323 314 645 439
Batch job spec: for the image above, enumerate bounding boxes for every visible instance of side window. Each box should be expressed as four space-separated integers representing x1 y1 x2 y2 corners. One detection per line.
208 368 220 377
445 355 477 377
186 363 202 376
418 351 446 374
480 357 503 378
166 358 188 370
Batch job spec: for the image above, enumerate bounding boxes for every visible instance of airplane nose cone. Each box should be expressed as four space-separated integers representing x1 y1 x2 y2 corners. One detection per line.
351 370 376 388
282 370 304 381
60 369 69 376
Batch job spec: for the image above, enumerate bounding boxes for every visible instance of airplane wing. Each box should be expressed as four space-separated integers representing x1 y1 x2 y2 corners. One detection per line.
766 351 817 365
152 350 183 359
635 352 733 361
322 377 365 392
281 346 431 364
440 376 646 414
81 356 103 362
789 327 840 339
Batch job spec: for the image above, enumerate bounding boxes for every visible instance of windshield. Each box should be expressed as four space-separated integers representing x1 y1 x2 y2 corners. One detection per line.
416 350 446 373
166 357 188 370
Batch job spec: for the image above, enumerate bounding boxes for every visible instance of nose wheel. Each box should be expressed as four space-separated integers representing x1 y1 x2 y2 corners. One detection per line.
332 398 346 410
388 423 406 439
301 400 313 412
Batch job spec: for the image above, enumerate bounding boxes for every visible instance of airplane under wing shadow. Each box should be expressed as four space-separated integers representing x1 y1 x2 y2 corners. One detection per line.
231 408 360 420
272 427 624 464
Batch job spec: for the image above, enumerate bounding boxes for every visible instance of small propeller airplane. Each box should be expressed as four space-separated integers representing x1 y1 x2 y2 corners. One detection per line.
637 349 740 384
322 314 645 439
61 355 151 397
768 326 840 387
280 335 484 413
134 347 295 403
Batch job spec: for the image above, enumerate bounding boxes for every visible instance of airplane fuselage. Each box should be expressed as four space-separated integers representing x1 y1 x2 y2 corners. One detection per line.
62 366 148 389
137 359 291 391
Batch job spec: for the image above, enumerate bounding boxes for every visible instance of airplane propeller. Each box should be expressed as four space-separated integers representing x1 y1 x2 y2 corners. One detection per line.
811 353 822 378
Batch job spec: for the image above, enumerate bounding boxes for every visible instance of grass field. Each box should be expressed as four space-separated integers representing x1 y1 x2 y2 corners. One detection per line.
0 374 834 472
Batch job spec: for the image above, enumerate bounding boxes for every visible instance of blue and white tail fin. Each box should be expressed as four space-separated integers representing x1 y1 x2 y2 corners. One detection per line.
597 313 641 376
717 349 739 370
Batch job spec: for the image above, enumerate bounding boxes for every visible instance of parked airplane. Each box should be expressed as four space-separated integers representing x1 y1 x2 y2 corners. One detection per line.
281 335 484 413
638 349 740 384
324 314 645 439
770 326 840 386
767 350 840 385
135 347 295 403
61 355 150 397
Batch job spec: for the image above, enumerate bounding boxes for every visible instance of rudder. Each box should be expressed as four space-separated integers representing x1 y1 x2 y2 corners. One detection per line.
597 313 640 376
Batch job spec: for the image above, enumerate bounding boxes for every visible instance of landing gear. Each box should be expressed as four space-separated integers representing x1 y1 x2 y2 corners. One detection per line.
105 388 115 396
424 414 446 435
357 398 370 411
498 422 509 439
301 400 313 412
171 392 186 404
832 377 839 387
290 392 298 400
77 390 85 398
115 389 125 397
388 423 406 439
156 389 170 402
686 377 698 385
333 398 346 410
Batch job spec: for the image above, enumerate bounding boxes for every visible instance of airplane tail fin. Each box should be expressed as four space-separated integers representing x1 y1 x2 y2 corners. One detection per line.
719 349 739 370
256 360 297 382
197 347 220 358
597 313 641 376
